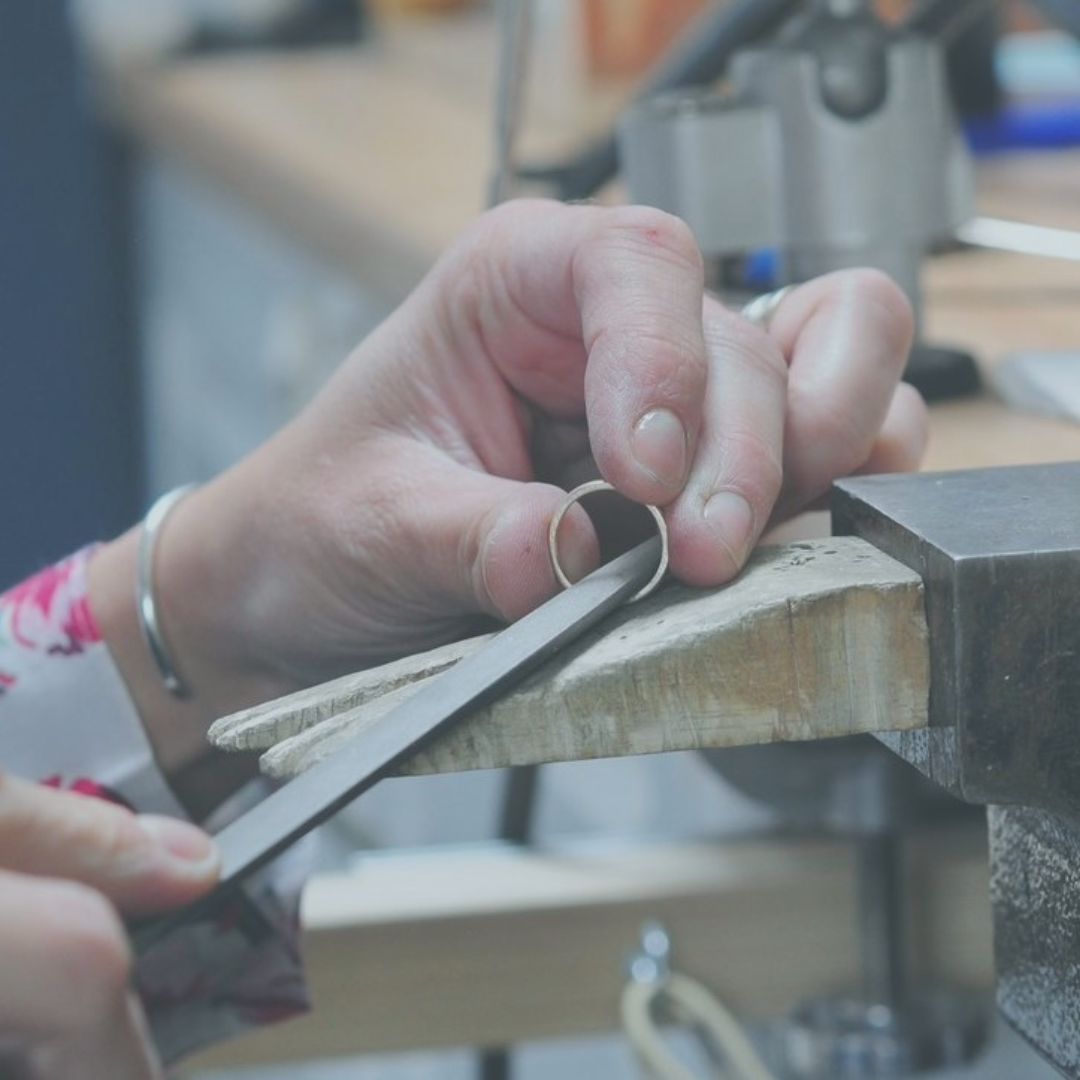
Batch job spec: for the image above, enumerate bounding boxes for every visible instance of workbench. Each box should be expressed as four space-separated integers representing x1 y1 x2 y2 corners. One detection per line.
95 11 1080 1074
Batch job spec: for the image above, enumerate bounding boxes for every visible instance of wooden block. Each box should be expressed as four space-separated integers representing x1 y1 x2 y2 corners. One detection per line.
210 538 929 779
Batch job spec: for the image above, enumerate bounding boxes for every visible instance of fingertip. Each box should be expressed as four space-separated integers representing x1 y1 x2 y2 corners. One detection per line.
702 490 756 573
894 381 931 457
862 382 931 474
664 493 755 589
136 815 221 883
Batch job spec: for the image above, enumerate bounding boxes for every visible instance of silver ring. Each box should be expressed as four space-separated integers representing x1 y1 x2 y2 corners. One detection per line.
547 479 669 603
741 285 794 331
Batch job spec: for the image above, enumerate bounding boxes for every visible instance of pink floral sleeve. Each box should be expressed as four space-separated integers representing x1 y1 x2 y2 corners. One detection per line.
0 547 311 1063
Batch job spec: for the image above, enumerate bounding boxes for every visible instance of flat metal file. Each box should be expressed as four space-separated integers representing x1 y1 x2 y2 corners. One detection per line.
130 536 664 955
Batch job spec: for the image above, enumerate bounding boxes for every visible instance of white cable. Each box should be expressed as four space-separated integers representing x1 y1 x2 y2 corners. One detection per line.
955 216 1080 263
621 972 777 1080
622 979 699 1080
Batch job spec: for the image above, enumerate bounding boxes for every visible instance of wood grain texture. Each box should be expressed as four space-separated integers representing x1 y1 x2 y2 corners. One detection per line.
209 537 929 779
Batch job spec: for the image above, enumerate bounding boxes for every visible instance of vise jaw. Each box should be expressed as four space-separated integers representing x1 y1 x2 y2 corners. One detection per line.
833 461 1080 1077
832 460 1080 817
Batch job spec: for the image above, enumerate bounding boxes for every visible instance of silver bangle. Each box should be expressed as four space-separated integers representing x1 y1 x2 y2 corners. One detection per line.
137 484 198 698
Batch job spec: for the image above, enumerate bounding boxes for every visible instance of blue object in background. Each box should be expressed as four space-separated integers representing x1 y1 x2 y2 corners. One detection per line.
964 98 1080 155
0 2 141 582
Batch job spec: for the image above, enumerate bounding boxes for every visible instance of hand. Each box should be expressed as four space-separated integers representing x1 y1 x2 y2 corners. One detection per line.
90 199 926 770
204 199 923 668
0 771 219 1079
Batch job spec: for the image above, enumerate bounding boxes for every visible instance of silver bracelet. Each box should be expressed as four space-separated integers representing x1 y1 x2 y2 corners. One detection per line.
137 483 198 698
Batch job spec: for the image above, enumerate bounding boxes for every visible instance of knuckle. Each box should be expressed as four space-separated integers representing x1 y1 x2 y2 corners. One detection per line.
750 332 789 386
60 799 149 880
726 428 786 505
707 314 788 382
606 204 705 277
611 323 706 390
845 265 907 305
93 809 154 878
0 772 42 862
0 773 150 885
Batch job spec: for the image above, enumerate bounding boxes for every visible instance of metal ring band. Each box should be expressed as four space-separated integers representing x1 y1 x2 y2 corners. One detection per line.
137 483 198 698
740 284 795 331
547 480 669 603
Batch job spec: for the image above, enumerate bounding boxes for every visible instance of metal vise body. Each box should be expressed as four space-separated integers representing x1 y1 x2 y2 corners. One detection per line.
833 461 1080 1076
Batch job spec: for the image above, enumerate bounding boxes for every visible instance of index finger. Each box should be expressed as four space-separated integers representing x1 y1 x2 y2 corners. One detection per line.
437 200 710 504
0 769 220 916
572 206 709 504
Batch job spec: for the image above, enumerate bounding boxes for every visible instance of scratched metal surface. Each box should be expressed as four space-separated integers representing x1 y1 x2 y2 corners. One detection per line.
834 462 1080 817
991 804 1080 1079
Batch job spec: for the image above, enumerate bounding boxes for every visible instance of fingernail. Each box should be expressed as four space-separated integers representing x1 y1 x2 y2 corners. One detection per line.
631 409 688 491
138 815 220 874
703 491 755 570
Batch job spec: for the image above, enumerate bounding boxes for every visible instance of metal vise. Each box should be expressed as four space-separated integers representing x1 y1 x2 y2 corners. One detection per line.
833 460 1080 1077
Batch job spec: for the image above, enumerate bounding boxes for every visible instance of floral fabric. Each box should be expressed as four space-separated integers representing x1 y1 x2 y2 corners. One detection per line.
0 547 310 1063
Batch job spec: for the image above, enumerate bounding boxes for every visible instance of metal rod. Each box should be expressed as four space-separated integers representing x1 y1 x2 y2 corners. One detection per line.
488 0 533 207
856 832 906 1007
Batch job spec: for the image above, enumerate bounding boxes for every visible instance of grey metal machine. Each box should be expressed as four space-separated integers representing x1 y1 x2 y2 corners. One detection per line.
833 462 1080 1080
706 461 1080 1080
617 0 978 398
618 0 970 328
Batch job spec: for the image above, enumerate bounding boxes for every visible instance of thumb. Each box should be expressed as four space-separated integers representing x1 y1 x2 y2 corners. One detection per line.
336 435 605 629
0 769 220 917
473 477 602 623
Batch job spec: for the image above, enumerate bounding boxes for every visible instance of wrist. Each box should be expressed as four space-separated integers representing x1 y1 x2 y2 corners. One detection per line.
137 484 199 698
87 485 289 813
